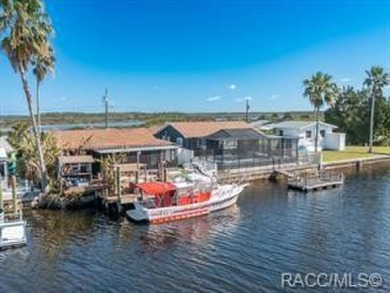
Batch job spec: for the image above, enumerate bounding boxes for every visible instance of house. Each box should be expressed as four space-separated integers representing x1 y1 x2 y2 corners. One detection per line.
52 128 179 170
271 121 346 152
203 128 271 169
155 121 299 169
154 121 251 156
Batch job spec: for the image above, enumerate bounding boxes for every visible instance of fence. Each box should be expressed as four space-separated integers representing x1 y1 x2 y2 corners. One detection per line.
197 152 321 171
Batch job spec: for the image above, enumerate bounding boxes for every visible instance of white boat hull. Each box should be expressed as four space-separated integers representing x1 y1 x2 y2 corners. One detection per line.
0 219 27 249
126 184 247 224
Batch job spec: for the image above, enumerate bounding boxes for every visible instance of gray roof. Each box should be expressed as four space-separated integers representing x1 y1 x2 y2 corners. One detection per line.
272 121 337 130
205 128 268 141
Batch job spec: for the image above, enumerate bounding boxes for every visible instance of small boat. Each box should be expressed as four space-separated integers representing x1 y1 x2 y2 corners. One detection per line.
0 212 27 250
126 168 248 224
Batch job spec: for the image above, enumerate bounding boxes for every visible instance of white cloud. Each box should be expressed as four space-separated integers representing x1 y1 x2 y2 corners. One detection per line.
59 96 68 101
206 95 222 102
270 95 278 101
340 77 351 83
244 96 252 101
228 84 237 90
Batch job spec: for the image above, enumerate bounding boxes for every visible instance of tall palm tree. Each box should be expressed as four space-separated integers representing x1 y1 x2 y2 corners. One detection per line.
303 72 338 153
0 0 54 192
363 66 390 153
33 46 55 133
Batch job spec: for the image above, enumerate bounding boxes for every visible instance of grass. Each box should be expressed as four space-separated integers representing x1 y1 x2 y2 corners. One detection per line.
322 146 390 162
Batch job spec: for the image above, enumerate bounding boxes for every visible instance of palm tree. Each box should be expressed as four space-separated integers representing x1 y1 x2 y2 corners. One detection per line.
303 72 338 153
363 66 390 153
0 0 54 192
33 46 55 133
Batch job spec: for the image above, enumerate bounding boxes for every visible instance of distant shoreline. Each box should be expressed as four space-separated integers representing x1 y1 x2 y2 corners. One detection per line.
0 110 319 130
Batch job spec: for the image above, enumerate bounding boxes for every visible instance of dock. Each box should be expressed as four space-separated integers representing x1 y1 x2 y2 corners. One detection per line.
287 171 344 192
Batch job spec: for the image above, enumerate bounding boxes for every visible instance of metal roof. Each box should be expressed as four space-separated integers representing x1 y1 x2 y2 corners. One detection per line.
95 144 178 154
51 128 174 151
271 121 337 130
250 120 271 128
205 128 268 141
158 121 250 138
59 155 95 165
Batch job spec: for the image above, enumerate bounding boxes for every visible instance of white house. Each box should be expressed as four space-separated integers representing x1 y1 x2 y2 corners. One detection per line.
271 121 346 152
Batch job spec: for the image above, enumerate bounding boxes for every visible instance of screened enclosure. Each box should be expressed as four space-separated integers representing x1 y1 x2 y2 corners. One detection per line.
197 128 299 170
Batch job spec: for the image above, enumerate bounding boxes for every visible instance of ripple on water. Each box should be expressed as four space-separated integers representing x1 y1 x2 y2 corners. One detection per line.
0 168 389 292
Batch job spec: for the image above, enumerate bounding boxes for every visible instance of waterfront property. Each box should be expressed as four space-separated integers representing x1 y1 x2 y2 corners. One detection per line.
155 121 300 170
52 128 179 175
202 128 298 170
262 121 346 152
154 121 250 156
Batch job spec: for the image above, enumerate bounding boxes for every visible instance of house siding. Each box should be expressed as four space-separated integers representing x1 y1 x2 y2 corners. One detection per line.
275 124 338 151
155 126 206 155
155 125 187 147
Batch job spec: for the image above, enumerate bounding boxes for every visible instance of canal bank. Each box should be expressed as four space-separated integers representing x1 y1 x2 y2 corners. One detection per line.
218 154 390 183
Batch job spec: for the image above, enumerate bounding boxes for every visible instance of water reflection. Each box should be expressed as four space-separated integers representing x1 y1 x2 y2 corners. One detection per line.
139 205 241 253
26 209 96 259
0 166 389 292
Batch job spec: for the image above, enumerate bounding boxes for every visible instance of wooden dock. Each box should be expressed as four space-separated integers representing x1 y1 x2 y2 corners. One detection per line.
287 171 344 192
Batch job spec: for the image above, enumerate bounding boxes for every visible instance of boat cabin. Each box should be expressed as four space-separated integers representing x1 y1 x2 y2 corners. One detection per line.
135 181 211 208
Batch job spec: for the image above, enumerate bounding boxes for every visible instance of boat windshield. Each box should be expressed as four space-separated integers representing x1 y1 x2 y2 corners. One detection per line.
138 198 157 209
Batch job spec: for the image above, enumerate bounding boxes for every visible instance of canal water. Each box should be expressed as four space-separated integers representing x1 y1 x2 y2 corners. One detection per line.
0 167 389 292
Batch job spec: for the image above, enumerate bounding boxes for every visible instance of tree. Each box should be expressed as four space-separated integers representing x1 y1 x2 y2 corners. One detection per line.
303 72 338 153
363 66 390 153
0 0 54 191
8 123 61 189
33 45 55 133
325 86 369 145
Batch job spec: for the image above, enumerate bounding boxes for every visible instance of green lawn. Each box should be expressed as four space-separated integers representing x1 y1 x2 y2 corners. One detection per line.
322 146 390 162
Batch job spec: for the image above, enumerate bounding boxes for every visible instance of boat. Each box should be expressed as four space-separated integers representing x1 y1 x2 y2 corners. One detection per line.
0 211 27 250
126 166 248 224
0 184 28 250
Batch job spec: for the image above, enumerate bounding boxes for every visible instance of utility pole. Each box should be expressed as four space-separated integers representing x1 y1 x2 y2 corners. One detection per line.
245 98 250 123
103 88 109 128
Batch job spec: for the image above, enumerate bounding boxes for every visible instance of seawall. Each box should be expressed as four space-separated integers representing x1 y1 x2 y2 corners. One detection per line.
218 155 390 183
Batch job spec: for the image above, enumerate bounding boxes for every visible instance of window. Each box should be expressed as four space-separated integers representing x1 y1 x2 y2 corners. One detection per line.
176 137 183 146
320 130 326 138
224 139 237 149
279 130 283 136
305 130 312 138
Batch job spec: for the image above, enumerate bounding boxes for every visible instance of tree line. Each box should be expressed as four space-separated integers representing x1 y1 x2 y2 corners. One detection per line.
303 67 390 153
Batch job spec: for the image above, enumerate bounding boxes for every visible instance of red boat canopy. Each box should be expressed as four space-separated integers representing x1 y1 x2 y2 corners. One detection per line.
136 182 176 195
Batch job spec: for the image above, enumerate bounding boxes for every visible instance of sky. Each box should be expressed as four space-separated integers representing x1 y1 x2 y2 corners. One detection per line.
1 0 389 114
